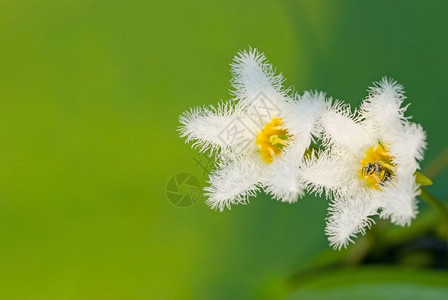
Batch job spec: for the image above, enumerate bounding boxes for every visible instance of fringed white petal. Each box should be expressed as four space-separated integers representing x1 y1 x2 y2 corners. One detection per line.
230 48 287 108
378 173 420 226
284 91 327 141
320 100 375 154
361 77 410 135
262 141 307 203
388 123 427 174
178 101 253 153
326 194 379 250
300 150 352 199
204 155 262 211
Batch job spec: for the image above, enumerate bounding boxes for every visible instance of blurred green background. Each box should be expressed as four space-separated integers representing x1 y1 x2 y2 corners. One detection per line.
1 0 448 299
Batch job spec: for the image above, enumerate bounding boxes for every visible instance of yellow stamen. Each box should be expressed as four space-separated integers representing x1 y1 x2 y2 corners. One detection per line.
359 143 395 190
255 118 290 163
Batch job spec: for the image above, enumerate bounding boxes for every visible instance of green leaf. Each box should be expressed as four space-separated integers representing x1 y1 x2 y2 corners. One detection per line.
414 171 433 186
288 266 448 300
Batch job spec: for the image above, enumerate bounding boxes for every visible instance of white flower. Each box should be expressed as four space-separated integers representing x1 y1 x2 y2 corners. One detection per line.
300 78 426 249
179 48 326 211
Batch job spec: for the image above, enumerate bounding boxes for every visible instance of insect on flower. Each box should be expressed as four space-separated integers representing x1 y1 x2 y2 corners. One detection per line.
361 162 392 184
300 78 427 249
177 49 429 251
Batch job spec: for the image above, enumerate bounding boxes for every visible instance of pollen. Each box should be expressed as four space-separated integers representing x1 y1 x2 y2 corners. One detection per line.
360 143 395 190
255 118 290 164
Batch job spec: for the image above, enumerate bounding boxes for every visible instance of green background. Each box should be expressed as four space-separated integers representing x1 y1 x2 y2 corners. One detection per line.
0 0 447 298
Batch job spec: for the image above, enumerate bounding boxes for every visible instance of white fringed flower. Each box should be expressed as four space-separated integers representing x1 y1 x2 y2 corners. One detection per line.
179 48 326 211
301 78 426 249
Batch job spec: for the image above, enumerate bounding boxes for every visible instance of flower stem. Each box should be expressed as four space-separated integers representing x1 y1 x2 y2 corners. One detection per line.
419 188 448 223
423 146 448 179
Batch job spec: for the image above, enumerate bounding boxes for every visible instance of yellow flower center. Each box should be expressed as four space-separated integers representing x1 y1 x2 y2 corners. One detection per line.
360 143 395 190
255 118 290 163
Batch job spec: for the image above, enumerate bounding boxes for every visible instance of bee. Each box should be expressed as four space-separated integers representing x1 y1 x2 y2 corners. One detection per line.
362 162 391 183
